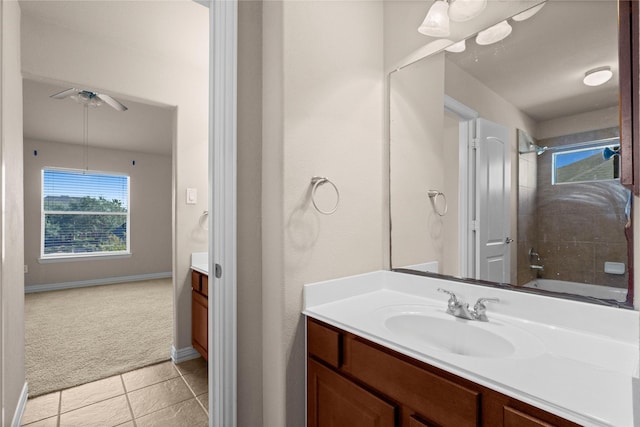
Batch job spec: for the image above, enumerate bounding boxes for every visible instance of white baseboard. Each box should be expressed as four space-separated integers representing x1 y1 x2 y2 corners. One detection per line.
11 382 28 427
171 345 202 364
24 272 172 294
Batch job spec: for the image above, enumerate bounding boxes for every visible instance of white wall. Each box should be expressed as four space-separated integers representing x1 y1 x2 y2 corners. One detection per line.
442 111 460 275
1 0 26 424
23 139 172 287
536 106 619 140
262 1 385 424
20 9 207 351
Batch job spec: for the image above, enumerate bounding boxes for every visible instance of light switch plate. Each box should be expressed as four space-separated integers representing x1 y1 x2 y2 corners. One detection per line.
186 188 198 205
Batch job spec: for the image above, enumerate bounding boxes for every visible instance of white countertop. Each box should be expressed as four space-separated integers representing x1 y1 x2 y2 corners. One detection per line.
303 270 639 427
190 252 208 275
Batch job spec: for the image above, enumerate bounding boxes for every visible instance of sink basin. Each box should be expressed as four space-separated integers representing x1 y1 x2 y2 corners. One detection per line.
385 314 515 358
376 304 545 359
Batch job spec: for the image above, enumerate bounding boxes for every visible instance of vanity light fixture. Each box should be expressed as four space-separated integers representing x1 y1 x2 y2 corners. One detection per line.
583 66 613 86
445 39 466 52
418 0 450 37
512 2 545 22
448 0 487 22
475 20 512 45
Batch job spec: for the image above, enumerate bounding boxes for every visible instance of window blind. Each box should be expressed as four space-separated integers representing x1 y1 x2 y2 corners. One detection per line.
42 169 130 257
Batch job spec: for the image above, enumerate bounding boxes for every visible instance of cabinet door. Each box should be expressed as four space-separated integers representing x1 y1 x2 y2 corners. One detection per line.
504 407 555 427
192 290 208 360
308 359 396 427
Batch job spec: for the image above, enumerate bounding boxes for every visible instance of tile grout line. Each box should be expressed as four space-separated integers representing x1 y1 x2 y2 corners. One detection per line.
120 375 137 427
57 391 62 427
125 370 197 422
174 363 208 416
131 395 196 423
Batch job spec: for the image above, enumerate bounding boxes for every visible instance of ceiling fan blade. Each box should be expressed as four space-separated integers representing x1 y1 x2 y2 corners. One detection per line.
96 93 128 112
50 88 79 99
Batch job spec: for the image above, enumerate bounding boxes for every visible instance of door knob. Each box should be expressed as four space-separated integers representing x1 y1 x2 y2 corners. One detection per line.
505 237 514 244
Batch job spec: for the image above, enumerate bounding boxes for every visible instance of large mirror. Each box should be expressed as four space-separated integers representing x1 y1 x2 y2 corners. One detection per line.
390 0 634 307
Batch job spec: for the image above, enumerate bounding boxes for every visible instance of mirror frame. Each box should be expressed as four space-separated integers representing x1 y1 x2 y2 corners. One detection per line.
619 0 638 306
390 0 638 309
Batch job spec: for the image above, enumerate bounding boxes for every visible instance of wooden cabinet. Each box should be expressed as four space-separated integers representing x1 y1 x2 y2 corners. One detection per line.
192 270 208 360
308 358 396 427
307 318 580 427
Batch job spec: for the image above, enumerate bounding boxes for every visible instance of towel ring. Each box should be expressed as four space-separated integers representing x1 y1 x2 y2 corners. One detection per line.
199 210 209 230
427 190 447 216
311 176 340 215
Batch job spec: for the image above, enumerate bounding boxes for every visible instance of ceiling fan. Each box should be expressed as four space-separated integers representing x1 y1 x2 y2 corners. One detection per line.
50 88 128 112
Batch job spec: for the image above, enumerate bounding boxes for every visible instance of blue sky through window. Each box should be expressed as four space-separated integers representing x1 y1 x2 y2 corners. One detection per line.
554 148 602 168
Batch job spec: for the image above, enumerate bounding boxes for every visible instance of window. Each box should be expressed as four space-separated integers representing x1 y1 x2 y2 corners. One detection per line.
552 139 620 185
42 168 130 259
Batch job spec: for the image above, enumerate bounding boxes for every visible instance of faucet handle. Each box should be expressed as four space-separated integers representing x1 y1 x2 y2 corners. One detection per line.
473 297 499 321
438 288 462 314
437 288 459 302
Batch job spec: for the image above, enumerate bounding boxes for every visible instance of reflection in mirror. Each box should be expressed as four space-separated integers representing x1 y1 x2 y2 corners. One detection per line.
389 0 632 307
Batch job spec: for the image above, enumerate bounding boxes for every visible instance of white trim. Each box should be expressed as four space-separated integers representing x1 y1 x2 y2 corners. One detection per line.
40 168 131 259
38 252 131 263
445 95 478 120
444 96 478 278
170 345 201 364
209 1 237 426
24 272 172 293
10 382 28 427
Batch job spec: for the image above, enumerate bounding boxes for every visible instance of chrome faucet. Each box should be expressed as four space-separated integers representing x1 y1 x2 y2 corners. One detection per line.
437 288 500 322
529 248 544 272
529 248 542 263
473 297 500 321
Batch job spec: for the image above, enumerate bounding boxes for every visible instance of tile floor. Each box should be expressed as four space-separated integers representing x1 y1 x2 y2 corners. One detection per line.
21 357 209 427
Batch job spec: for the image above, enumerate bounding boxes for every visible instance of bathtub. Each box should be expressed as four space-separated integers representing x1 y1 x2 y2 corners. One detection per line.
523 279 627 303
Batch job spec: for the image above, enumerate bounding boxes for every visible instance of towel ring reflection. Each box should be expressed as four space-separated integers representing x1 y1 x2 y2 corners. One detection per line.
427 190 448 216
311 176 340 215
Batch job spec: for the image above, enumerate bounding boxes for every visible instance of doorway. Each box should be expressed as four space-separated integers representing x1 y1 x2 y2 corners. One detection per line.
445 96 511 283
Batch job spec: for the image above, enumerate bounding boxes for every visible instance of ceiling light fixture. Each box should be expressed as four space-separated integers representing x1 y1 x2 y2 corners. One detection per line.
418 0 450 37
512 2 545 22
583 66 613 87
475 20 512 45
448 0 486 22
445 39 466 53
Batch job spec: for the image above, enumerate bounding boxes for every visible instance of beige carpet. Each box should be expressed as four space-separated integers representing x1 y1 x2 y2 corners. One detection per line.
25 278 173 397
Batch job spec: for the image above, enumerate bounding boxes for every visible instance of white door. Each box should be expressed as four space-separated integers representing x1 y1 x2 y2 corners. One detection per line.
475 118 511 283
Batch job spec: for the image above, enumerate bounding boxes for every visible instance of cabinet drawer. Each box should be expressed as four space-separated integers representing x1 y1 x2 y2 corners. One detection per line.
347 338 480 427
201 273 208 297
504 407 555 427
192 270 202 292
307 319 341 368
192 270 209 297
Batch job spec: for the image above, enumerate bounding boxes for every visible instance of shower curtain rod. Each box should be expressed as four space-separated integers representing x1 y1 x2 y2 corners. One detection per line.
543 136 619 152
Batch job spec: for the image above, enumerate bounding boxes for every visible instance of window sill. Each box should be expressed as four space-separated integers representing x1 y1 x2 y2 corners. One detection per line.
38 252 132 263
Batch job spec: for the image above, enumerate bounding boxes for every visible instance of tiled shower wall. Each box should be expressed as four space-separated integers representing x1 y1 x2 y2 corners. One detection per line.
517 151 538 286
517 127 629 288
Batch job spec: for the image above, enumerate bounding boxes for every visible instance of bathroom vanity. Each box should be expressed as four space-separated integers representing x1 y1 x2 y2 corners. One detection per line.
191 252 208 360
303 271 639 427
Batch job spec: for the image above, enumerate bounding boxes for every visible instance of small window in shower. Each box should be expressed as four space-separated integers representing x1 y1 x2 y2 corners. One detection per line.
552 139 620 185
